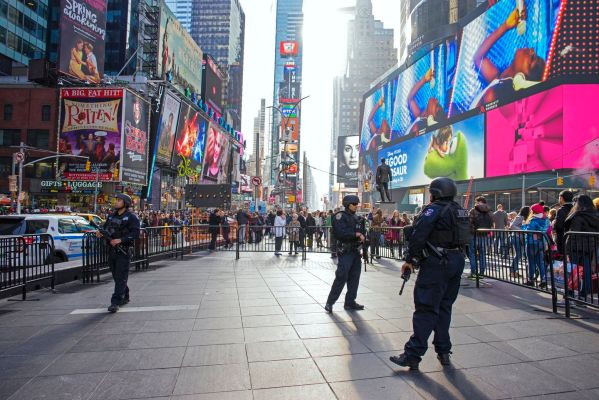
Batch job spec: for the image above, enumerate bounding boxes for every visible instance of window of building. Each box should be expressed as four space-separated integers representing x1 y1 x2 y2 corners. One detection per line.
27 129 49 148
41 105 51 121
3 104 12 121
0 157 11 175
0 129 21 146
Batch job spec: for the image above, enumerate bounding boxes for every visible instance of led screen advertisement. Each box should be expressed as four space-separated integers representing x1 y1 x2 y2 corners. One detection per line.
158 4 203 96
202 55 224 114
59 0 107 83
155 91 181 165
337 135 359 188
379 114 485 189
280 41 299 57
121 91 149 185
171 103 207 180
450 0 561 116
486 84 599 177
202 123 232 184
58 88 123 181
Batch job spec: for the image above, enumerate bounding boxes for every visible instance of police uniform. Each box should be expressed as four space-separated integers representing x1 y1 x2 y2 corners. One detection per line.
103 205 140 307
325 196 365 312
390 177 468 370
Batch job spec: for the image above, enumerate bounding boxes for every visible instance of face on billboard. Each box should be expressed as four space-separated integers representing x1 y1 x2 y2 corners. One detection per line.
59 0 107 83
379 114 485 189
121 92 149 185
450 0 560 116
486 84 599 177
337 135 359 188
156 92 181 164
58 88 123 181
203 124 231 183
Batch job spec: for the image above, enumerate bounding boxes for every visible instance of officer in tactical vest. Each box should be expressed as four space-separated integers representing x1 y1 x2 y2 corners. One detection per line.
324 195 366 313
389 177 469 370
96 193 140 313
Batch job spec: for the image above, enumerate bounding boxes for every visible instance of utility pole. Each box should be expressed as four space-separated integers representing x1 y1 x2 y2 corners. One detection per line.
17 142 24 214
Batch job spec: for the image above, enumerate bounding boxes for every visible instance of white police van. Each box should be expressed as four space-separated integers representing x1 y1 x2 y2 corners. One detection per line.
0 214 95 263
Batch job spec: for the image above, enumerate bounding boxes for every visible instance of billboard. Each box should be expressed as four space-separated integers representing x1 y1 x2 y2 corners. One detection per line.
379 114 485 189
171 103 207 179
58 0 107 83
280 41 299 57
202 123 232 184
450 0 560 116
155 91 181 165
202 55 224 114
58 88 123 181
281 117 299 141
337 135 359 188
121 91 149 185
486 85 599 177
281 104 298 118
279 82 301 103
158 4 203 96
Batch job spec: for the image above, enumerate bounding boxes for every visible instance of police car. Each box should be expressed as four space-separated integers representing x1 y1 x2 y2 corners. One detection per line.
0 214 95 263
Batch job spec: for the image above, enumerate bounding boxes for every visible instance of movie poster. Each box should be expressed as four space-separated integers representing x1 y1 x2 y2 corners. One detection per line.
379 114 485 189
337 135 359 188
121 91 149 185
155 92 181 164
450 0 560 116
202 123 231 184
58 0 107 83
171 103 207 179
58 88 123 181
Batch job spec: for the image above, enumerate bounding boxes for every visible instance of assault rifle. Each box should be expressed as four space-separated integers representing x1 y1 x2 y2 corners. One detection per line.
91 222 128 256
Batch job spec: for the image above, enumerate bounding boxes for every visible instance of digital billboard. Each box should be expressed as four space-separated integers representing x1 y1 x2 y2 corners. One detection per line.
203 123 232 184
155 91 181 165
158 4 203 96
121 91 149 185
202 55 224 114
279 82 301 103
171 103 207 179
450 0 561 116
337 135 359 188
281 117 299 141
58 0 107 83
486 84 599 177
58 88 123 181
280 41 299 57
379 114 485 189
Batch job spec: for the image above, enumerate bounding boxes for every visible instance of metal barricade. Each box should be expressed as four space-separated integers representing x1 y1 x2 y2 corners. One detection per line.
0 234 55 300
367 226 405 261
186 224 237 254
82 232 110 284
144 226 185 262
562 231 599 317
473 229 557 313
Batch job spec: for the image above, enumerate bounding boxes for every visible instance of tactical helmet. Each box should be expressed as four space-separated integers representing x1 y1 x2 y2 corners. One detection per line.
115 193 132 208
342 195 360 208
429 177 457 200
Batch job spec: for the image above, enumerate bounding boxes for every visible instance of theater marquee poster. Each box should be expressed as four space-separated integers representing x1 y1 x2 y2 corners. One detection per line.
121 91 150 185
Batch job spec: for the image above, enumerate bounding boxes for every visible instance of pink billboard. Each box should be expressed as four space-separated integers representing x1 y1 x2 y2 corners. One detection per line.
486 85 599 177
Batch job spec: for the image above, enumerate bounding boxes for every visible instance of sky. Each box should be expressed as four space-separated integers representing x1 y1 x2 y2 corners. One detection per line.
240 0 401 208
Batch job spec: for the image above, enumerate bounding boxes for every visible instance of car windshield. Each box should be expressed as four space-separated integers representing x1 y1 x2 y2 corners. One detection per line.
73 217 95 232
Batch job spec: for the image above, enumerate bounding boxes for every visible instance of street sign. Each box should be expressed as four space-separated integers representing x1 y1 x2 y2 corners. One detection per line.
251 176 262 187
9 175 17 192
14 152 25 163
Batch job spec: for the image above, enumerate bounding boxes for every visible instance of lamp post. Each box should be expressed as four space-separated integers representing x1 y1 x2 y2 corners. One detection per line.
92 131 108 214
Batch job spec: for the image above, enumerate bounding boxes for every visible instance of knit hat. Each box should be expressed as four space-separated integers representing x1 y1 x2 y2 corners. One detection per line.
531 203 544 215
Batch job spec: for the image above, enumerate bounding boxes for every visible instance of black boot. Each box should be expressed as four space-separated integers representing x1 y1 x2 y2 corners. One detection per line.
324 303 333 313
437 352 451 366
344 302 365 310
389 353 419 370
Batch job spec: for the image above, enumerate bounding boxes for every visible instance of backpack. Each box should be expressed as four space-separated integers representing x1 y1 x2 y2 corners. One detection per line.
473 209 493 230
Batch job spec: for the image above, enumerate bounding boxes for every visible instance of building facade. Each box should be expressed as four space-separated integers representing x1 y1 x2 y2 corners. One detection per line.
190 0 245 130
252 98 266 182
165 0 192 32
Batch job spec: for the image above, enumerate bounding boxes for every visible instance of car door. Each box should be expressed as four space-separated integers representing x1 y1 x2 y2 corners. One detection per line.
57 218 83 260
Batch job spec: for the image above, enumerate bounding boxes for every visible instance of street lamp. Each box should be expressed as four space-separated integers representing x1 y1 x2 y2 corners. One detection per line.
92 131 107 214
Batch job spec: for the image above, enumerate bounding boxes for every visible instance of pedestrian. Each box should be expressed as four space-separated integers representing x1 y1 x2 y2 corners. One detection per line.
274 210 286 256
266 210 275 238
468 196 494 279
522 203 549 288
287 213 301 255
371 209 384 259
324 195 366 313
306 212 316 249
554 190 574 257
96 193 140 313
315 211 324 248
508 206 530 277
208 208 220 251
389 177 470 370
492 204 509 258
297 211 306 248
236 207 249 244
221 210 232 248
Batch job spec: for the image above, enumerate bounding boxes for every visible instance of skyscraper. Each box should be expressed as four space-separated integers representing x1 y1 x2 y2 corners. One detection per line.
330 0 397 204
165 0 193 32
252 99 266 180
191 0 245 130
269 0 303 202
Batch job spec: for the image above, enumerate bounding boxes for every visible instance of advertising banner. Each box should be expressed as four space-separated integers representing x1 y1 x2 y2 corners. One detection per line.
202 55 224 113
280 117 299 141
58 88 123 181
280 41 299 57
203 123 231 184
379 114 485 189
58 0 107 83
279 82 301 103
486 84 599 177
171 103 207 180
158 4 203 96
337 135 359 188
121 91 149 185
155 91 181 165
450 0 560 116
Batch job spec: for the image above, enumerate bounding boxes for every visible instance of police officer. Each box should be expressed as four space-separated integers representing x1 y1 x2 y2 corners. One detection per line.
96 193 140 313
324 195 366 313
389 177 468 370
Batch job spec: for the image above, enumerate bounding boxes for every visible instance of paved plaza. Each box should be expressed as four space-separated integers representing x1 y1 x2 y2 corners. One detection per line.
0 252 598 400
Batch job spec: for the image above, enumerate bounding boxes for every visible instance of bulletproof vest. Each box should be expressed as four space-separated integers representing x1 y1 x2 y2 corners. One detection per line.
106 211 132 241
428 202 471 247
332 211 361 244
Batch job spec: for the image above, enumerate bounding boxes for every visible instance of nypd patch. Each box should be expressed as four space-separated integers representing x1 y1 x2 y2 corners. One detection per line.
336 213 343 220
423 208 435 217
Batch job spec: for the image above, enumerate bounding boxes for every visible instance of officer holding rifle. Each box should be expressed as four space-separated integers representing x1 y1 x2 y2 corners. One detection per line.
389 177 469 370
95 193 140 313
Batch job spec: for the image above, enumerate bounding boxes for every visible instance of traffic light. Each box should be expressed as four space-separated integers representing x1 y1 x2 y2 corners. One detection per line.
557 176 564 186
85 160 91 172
113 167 119 180
364 181 369 191
590 175 596 187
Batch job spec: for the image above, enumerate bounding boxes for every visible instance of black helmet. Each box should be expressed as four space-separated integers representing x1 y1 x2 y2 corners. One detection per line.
115 193 132 208
342 195 360 208
429 177 457 200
